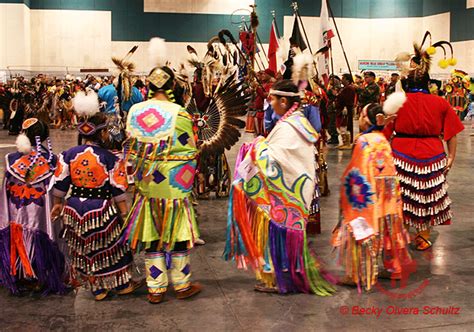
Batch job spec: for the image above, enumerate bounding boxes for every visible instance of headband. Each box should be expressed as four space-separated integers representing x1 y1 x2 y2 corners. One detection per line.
269 89 301 97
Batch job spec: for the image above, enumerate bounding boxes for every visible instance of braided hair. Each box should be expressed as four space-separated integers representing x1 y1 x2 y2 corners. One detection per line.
22 119 54 175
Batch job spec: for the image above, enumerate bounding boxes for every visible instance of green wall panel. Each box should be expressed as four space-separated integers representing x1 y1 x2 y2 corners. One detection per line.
1 0 472 42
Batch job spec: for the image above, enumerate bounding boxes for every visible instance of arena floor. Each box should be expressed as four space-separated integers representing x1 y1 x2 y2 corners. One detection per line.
0 125 473 331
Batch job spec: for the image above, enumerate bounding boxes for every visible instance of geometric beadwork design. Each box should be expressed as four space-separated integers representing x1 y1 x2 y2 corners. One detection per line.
181 264 190 276
132 106 173 137
149 265 162 279
177 132 190 146
169 163 195 192
153 170 166 184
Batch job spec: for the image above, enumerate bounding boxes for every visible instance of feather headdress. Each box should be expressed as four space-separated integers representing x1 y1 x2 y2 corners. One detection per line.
112 45 138 102
395 31 457 75
292 53 315 84
149 37 167 67
73 91 99 117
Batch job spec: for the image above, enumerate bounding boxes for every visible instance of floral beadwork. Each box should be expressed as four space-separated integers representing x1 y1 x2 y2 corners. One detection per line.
344 168 375 210
69 147 108 188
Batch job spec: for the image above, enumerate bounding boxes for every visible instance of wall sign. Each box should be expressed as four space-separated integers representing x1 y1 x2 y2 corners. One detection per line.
358 60 398 71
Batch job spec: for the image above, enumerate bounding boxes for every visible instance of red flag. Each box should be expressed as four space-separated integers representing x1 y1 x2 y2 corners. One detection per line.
239 31 255 56
267 21 279 73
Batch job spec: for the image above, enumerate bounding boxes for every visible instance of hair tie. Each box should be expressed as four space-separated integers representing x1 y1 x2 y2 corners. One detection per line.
77 121 107 136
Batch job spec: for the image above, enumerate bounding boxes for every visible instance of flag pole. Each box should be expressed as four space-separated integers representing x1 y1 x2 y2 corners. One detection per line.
290 2 321 82
326 0 353 81
242 16 265 71
330 42 334 76
291 2 313 54
271 11 281 39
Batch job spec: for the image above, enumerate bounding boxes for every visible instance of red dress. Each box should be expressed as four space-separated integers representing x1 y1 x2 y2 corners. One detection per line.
383 92 464 231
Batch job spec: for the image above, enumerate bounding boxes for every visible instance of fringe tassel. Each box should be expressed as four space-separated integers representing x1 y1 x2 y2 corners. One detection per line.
393 151 452 231
0 226 67 295
82 265 132 292
334 214 412 291
224 182 335 295
122 196 198 252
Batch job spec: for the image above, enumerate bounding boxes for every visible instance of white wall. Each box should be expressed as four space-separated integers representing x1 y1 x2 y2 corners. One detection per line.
1 6 473 76
30 10 111 72
111 41 209 75
281 13 462 75
0 4 31 71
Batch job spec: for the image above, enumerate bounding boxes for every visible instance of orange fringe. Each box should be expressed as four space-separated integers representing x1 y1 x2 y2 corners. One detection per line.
10 223 34 277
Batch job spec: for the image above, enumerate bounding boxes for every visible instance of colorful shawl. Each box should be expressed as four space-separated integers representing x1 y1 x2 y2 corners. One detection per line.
224 109 335 296
332 132 412 291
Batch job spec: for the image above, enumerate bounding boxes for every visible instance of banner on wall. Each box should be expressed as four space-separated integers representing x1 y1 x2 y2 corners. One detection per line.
358 60 398 71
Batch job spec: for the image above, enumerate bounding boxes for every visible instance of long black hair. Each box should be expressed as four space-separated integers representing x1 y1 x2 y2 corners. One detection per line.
148 66 175 93
24 119 49 145
365 103 385 126
404 71 430 91
148 66 177 103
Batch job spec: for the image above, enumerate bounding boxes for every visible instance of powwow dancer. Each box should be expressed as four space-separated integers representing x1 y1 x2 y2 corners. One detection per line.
51 92 142 301
332 95 412 291
224 80 335 296
0 118 67 295
389 31 464 250
123 37 249 303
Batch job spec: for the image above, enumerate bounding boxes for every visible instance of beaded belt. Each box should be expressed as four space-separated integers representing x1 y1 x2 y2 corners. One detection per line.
71 186 112 199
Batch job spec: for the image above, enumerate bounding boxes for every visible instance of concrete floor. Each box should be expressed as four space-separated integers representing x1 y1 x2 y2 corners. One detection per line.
0 124 473 331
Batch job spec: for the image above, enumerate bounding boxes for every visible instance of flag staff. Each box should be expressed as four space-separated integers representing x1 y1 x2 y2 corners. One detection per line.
326 0 353 81
271 10 281 39
241 15 265 71
291 2 313 54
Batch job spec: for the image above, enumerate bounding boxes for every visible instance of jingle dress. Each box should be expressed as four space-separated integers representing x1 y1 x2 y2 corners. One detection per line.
53 144 133 292
383 92 464 231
